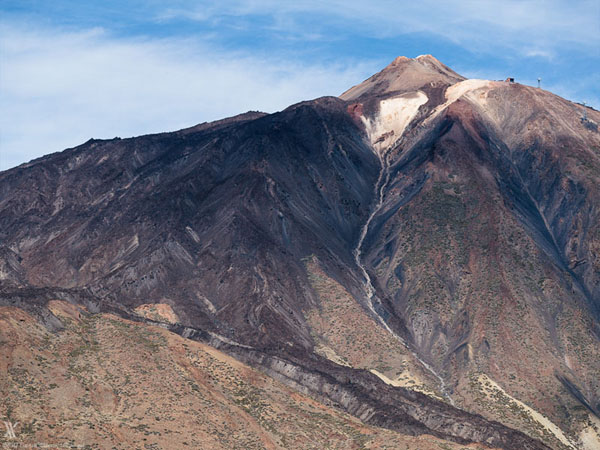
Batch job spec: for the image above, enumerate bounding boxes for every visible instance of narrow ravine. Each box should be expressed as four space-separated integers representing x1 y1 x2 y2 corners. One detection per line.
353 138 456 406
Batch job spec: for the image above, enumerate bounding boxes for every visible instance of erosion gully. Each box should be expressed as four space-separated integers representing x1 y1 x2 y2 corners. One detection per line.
352 136 455 406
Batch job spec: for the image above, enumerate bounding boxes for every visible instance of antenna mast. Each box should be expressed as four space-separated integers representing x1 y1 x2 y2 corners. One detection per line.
537 77 541 89
582 102 588 121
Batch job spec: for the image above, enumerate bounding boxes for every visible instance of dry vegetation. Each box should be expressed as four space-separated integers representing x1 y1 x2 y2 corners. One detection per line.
303 256 444 400
0 302 474 449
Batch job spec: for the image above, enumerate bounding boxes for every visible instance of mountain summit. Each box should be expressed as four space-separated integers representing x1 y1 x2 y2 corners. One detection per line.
340 54 465 100
1 56 599 449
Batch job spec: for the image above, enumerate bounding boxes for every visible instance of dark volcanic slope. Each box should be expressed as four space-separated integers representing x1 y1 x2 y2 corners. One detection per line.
1 98 378 349
2 55 599 449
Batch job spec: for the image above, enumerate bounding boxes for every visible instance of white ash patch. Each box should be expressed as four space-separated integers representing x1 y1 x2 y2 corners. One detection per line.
362 92 428 153
426 79 494 124
445 79 492 104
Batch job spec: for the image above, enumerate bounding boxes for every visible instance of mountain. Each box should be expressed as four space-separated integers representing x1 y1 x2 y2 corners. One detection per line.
1 55 599 449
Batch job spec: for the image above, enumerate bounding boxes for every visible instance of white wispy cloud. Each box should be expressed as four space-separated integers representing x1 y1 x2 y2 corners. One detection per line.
0 23 373 170
161 0 600 55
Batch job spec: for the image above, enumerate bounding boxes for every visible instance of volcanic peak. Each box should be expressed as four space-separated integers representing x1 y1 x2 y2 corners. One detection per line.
340 55 465 101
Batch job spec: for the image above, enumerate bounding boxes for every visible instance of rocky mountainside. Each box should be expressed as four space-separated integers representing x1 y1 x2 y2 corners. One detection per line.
1 55 599 449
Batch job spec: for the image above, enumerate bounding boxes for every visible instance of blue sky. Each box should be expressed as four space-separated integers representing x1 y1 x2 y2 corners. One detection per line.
1 1 599 170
